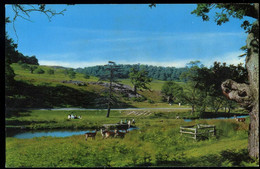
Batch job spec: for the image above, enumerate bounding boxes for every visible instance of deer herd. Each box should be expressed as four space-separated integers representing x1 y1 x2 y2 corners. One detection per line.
84 119 135 141
234 115 246 122
84 116 246 141
84 129 128 141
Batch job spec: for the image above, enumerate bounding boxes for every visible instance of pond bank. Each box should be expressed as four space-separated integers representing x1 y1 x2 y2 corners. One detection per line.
184 115 249 122
6 127 139 139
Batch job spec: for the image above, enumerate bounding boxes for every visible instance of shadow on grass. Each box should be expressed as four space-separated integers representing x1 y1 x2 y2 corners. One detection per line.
5 109 31 118
5 80 134 109
151 148 257 167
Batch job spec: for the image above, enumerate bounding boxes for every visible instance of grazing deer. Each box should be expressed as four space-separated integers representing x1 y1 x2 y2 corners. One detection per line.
85 130 97 141
101 129 116 139
236 118 246 122
114 129 126 138
128 120 131 128
234 115 246 122
132 119 135 125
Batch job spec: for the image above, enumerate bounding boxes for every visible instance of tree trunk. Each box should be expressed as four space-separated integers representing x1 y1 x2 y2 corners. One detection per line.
221 20 259 159
191 105 195 115
167 95 173 104
133 85 137 95
106 103 111 118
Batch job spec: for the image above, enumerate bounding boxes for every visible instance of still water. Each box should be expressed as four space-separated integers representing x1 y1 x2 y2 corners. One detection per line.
6 127 139 139
183 115 249 122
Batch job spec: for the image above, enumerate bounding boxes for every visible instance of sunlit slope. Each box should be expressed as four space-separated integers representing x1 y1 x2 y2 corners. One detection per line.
9 63 181 108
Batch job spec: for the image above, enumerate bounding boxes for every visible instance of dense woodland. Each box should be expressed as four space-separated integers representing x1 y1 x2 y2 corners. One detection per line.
75 65 188 82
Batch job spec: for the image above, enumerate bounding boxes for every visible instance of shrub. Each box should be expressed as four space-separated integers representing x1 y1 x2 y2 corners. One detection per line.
47 69 54 75
35 68 45 74
148 99 155 104
21 63 30 70
131 96 146 102
17 60 23 65
84 73 90 79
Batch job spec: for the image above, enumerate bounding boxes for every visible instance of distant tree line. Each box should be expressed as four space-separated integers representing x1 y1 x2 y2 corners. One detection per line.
75 64 188 82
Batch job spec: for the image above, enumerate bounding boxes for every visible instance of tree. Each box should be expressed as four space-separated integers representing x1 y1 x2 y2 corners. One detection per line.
5 4 65 98
5 61 16 95
161 81 183 104
129 68 152 95
100 61 122 118
68 69 76 79
30 65 38 74
8 4 66 40
181 82 206 115
192 3 259 158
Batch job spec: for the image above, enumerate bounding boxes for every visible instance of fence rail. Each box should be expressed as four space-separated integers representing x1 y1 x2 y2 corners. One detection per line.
180 124 216 140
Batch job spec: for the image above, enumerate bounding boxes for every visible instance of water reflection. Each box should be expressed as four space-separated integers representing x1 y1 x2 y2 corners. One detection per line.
6 127 139 139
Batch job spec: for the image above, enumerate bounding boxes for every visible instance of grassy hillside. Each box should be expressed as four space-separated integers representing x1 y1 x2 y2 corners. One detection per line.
7 63 178 108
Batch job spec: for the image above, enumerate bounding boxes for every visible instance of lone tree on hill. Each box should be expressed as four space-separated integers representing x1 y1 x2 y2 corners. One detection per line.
129 67 152 95
100 61 121 118
191 3 259 158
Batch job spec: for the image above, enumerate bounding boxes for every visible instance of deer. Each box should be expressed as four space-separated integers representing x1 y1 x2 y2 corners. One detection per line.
84 130 97 141
114 129 126 138
100 129 116 139
236 118 246 122
234 115 246 122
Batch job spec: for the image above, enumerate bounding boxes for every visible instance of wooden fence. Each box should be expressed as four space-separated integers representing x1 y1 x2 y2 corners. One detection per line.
180 124 216 140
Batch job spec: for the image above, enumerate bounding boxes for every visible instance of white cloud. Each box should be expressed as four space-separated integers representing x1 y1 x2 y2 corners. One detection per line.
67 31 246 45
39 51 246 69
39 59 192 68
39 60 107 68
201 51 246 67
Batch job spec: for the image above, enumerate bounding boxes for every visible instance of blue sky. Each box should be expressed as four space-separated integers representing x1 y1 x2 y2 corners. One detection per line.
5 4 255 68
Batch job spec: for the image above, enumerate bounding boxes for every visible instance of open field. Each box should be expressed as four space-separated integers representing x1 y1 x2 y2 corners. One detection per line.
5 109 258 167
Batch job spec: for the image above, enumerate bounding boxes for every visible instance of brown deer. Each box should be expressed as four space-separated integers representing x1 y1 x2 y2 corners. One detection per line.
236 118 246 122
85 130 97 141
100 129 116 139
234 115 246 122
114 129 126 138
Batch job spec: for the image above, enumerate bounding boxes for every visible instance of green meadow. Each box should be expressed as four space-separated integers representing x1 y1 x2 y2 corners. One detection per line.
5 63 258 167
5 109 258 167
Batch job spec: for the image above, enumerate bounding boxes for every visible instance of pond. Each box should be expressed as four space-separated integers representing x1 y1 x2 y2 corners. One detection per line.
6 127 139 139
184 115 249 122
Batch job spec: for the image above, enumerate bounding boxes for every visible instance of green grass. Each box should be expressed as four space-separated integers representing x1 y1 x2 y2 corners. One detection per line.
8 63 187 108
6 64 257 167
5 109 257 167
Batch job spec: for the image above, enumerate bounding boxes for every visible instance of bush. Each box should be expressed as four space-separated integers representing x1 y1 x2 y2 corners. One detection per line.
21 63 30 70
84 73 90 79
131 96 146 102
148 99 155 104
35 68 45 74
17 60 23 65
47 69 54 75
